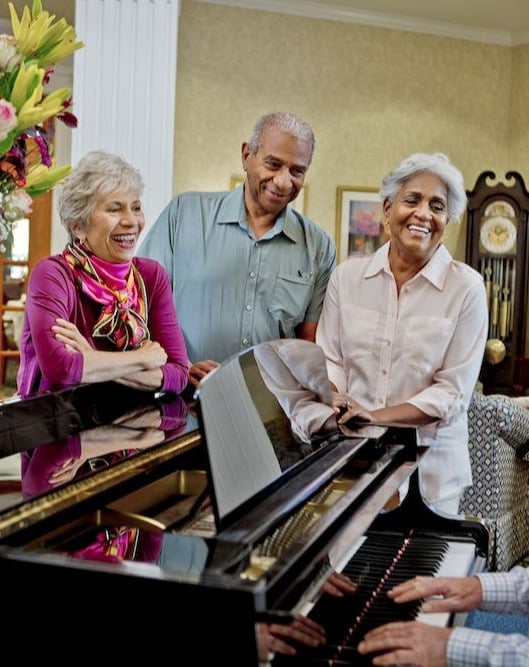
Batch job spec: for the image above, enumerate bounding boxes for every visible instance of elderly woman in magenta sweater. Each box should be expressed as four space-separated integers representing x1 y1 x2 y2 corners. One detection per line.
16 150 189 397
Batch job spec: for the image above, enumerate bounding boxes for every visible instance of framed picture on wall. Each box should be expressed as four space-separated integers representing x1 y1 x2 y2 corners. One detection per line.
230 175 308 215
335 186 386 263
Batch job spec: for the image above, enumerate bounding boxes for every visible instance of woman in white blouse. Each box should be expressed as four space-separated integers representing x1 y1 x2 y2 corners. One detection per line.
316 152 488 514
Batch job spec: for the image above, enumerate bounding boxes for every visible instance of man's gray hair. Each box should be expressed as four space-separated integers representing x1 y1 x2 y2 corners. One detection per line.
247 112 316 164
58 150 145 238
379 152 467 222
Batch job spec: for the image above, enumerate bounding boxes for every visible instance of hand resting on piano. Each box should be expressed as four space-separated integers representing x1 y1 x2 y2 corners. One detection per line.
332 390 438 430
357 568 529 666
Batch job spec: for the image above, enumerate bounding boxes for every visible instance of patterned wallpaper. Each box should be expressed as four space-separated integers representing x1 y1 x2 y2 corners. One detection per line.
174 1 529 261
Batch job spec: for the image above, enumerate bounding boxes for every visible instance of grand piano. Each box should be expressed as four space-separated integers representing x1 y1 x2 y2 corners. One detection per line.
0 340 488 664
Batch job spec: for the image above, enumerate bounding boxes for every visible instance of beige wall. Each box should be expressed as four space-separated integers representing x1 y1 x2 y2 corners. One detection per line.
509 44 529 169
173 1 529 261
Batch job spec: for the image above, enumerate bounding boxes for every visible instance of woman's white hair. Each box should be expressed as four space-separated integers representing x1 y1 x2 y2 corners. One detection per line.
379 152 467 222
58 150 144 239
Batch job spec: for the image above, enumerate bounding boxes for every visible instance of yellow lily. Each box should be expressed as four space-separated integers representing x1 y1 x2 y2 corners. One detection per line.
30 0 43 19
9 2 50 54
38 25 84 66
9 61 71 130
18 86 71 130
9 61 44 113
9 0 84 68
25 161 71 197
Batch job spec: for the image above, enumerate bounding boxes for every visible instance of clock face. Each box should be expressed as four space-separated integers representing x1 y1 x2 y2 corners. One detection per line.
480 216 517 254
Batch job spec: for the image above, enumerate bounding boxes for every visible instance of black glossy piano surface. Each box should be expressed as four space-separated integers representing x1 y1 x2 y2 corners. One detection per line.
0 341 489 665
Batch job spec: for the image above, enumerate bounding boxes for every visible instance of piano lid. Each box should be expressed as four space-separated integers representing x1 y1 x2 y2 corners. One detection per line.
0 381 195 455
0 381 200 513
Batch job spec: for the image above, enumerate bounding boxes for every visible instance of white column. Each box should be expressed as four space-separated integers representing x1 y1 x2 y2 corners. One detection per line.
72 0 180 234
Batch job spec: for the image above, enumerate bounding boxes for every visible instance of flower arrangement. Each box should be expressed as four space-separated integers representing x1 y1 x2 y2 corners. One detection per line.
0 0 84 252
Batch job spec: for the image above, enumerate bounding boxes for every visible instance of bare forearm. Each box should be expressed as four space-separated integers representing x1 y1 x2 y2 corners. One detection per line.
52 320 169 387
370 402 437 427
331 385 437 427
114 368 164 390
80 349 162 385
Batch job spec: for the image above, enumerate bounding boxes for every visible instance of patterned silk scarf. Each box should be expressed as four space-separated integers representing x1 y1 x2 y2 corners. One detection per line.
63 242 149 350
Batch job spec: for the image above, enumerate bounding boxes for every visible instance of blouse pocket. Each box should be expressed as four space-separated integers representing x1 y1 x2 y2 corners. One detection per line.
402 315 454 373
341 304 379 359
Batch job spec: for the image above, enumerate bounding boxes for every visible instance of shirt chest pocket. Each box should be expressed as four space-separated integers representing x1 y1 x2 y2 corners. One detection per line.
341 304 379 359
268 273 313 331
402 315 454 372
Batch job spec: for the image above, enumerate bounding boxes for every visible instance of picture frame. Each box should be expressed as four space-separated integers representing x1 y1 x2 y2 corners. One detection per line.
230 175 308 215
335 186 386 263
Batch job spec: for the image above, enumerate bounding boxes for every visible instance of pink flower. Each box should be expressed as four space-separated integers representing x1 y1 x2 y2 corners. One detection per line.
0 99 17 141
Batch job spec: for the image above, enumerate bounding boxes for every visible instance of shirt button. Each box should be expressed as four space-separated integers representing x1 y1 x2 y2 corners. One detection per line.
381 369 388 375
246 304 253 311
242 339 249 346
249 271 256 278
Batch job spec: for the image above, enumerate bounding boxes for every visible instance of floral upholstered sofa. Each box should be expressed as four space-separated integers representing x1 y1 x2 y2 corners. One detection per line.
459 391 529 571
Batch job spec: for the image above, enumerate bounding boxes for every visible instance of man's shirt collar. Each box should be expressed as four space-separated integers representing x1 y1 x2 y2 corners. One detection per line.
216 185 302 243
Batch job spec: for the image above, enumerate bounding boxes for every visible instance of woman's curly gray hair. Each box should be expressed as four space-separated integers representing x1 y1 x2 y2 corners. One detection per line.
58 150 144 239
379 152 467 222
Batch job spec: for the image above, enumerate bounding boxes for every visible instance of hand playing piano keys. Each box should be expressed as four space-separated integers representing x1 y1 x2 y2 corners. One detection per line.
356 574 484 666
357 620 451 666
386 574 483 613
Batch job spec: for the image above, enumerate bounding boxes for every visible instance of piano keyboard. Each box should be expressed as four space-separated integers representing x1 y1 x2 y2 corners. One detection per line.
273 529 478 666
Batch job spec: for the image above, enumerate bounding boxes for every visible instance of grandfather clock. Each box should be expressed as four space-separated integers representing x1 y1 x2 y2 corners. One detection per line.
466 171 529 394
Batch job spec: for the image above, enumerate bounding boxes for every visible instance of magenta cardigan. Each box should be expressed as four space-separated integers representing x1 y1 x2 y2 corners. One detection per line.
16 255 189 397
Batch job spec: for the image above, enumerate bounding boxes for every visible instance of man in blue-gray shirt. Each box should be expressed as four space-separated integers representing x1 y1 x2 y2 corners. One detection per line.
138 112 336 388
